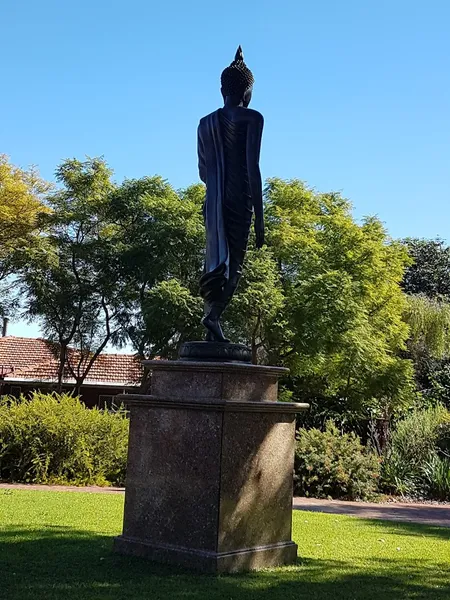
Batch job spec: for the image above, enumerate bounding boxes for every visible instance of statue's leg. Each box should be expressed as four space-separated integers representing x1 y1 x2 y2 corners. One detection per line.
201 252 243 343
221 250 245 310
200 233 247 344
202 302 229 343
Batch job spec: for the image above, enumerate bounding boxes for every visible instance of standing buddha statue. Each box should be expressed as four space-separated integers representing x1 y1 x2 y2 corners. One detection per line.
197 46 264 343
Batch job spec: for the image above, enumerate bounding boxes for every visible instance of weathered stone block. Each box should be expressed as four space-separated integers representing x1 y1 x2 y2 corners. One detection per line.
114 361 308 573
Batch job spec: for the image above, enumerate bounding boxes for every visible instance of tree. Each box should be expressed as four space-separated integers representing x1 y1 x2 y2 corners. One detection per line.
119 175 415 419
263 178 415 425
22 158 128 393
136 279 203 359
402 238 450 299
0 155 49 315
405 294 450 360
402 294 450 407
400 239 450 408
18 162 416 424
224 247 286 363
107 179 205 357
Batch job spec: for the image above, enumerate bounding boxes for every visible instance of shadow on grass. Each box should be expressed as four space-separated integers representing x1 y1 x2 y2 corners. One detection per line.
2 525 450 600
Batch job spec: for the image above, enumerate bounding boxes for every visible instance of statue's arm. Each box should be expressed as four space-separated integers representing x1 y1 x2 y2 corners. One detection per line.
197 125 207 184
246 113 264 247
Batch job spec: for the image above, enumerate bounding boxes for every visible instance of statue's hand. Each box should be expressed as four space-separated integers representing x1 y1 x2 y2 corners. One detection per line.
255 217 265 249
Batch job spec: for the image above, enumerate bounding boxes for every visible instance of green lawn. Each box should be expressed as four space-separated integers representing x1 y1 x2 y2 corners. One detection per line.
1 489 449 600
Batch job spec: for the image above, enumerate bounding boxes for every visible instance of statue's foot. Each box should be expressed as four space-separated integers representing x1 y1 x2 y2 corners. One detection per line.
202 316 230 343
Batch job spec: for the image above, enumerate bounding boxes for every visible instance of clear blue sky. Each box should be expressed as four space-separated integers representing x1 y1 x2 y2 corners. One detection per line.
2 0 449 339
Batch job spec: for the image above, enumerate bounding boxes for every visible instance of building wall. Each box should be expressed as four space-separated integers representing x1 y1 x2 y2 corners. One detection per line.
0 381 137 408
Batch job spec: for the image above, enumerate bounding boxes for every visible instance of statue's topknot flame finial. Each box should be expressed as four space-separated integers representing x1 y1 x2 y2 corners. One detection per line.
221 46 254 97
235 45 244 62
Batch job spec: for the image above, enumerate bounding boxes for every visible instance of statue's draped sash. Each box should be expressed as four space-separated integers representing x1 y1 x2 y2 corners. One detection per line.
198 110 229 303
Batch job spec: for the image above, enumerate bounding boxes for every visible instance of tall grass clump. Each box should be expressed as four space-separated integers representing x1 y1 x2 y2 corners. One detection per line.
381 405 450 499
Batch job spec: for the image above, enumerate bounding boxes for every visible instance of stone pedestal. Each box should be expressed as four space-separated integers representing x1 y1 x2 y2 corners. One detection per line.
114 360 308 573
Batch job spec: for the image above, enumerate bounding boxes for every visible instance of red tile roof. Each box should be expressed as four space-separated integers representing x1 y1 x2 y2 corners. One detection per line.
0 336 142 386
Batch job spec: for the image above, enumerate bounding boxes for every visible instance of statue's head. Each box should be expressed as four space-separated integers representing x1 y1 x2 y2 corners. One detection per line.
221 46 254 107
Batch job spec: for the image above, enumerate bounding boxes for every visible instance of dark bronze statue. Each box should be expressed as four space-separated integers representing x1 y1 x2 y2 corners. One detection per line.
198 46 264 343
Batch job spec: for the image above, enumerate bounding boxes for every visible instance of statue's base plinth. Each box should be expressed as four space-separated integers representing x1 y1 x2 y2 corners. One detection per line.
114 536 297 574
179 341 251 363
114 360 309 574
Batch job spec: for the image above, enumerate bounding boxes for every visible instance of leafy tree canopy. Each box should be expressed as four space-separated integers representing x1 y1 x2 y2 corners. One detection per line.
402 238 450 299
0 155 50 314
22 158 126 392
264 178 414 421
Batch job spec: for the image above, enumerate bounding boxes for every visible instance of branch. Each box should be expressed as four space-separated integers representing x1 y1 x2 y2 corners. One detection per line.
74 324 90 380
64 232 86 347
65 354 78 381
73 297 116 387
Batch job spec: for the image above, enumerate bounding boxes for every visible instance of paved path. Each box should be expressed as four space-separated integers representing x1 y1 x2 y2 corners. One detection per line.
293 497 450 528
0 483 125 494
2 484 449 528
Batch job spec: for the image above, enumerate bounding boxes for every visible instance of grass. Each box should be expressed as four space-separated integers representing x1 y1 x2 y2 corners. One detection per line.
1 489 450 600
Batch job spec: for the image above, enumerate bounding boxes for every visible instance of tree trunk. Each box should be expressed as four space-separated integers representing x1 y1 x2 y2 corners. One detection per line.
56 344 68 393
251 339 258 365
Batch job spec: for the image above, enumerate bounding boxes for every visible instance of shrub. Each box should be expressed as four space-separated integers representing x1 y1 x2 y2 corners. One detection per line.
0 393 129 486
381 405 450 497
294 421 381 500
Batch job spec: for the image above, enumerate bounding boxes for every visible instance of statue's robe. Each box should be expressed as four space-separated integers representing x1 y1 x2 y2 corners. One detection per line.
198 109 252 305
